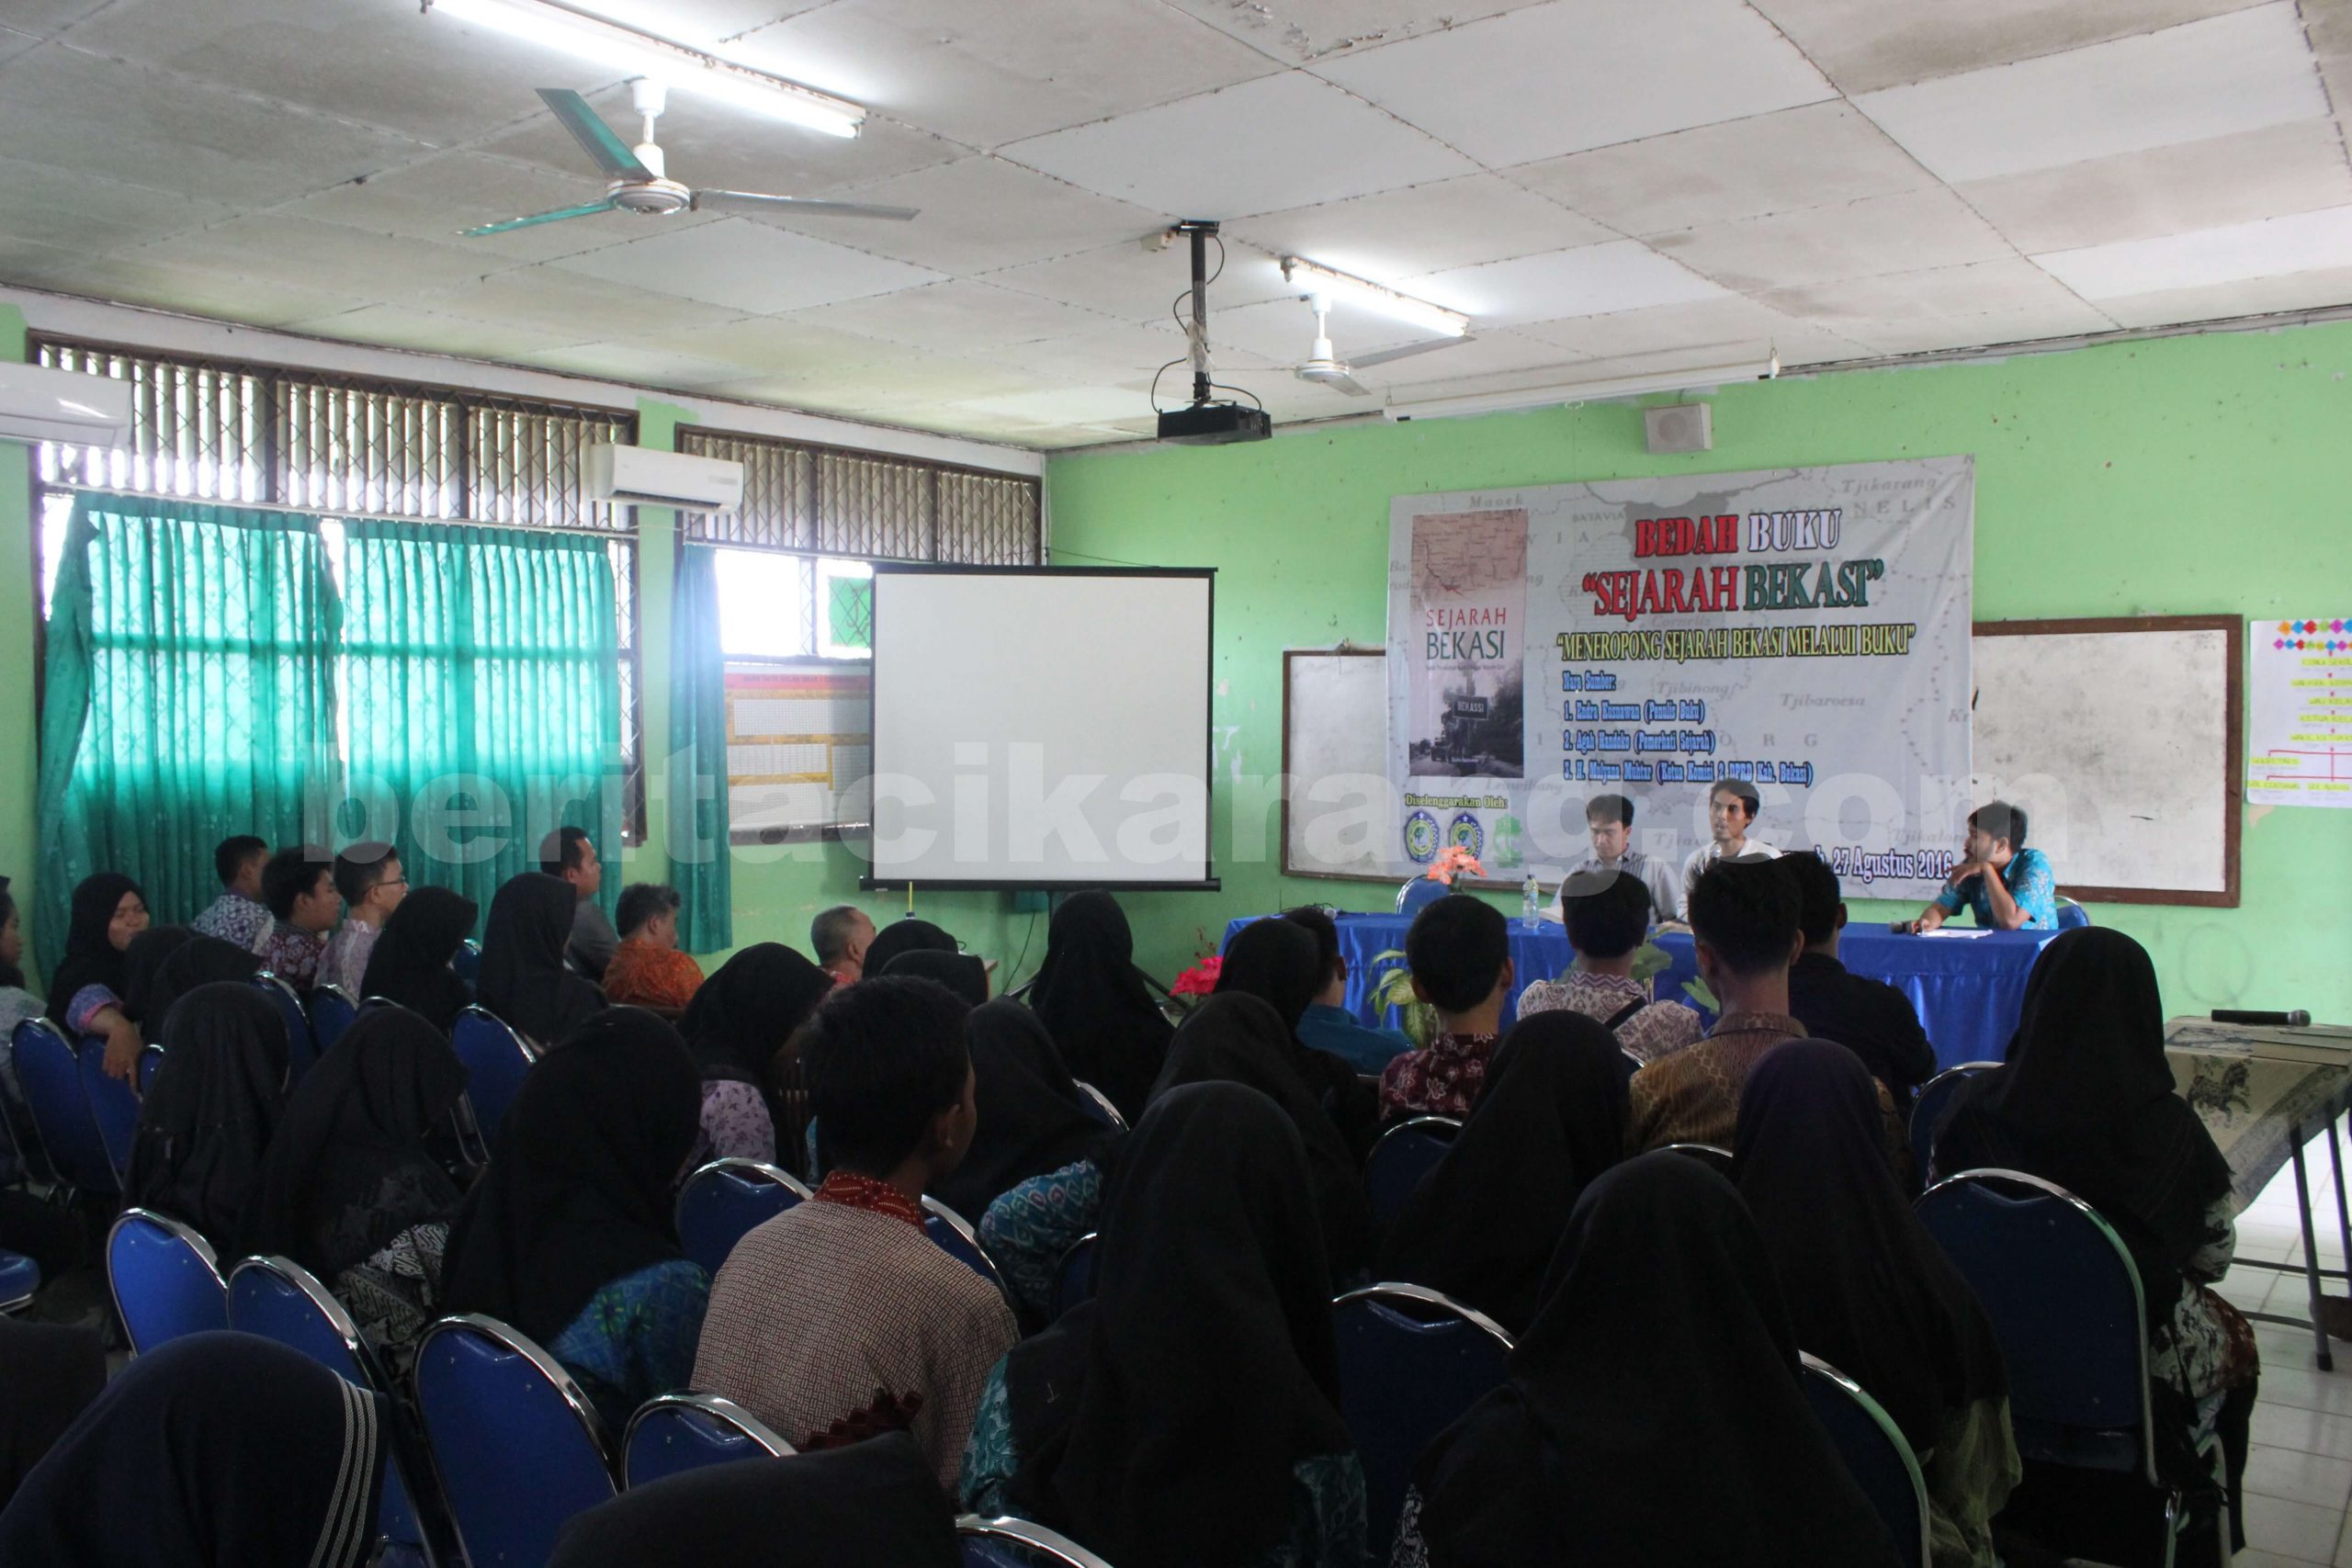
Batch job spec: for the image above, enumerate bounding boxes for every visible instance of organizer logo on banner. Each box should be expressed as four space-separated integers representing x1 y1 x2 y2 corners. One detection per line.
1385 457 1974 897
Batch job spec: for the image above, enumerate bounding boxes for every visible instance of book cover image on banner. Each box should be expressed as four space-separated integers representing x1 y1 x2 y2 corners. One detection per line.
1385 457 1974 898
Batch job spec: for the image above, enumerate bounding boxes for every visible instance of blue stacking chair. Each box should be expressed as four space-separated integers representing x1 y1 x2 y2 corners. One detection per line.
621 1393 794 1488
1917 1169 2227 1565
1658 1141 1735 1178
674 1159 809 1278
1332 1283 1515 1557
2055 897 2092 931
0 1249 38 1313
254 974 319 1086
1909 1062 1998 1181
956 1515 1117 1567
106 1208 228 1354
1363 1116 1460 1232
414 1313 616 1568
311 985 359 1052
76 1037 141 1188
451 1007 537 1143
139 1043 164 1096
451 940 482 984
228 1255 448 1567
1053 1233 1098 1321
12 1018 117 1199
922 1197 1014 1304
1800 1353 1930 1568
1070 1081 1126 1132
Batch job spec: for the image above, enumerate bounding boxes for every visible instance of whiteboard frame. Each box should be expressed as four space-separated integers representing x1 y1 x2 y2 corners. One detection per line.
1973 615 2242 908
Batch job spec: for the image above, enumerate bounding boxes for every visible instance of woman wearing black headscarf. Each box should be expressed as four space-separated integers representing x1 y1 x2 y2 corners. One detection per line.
124 981 288 1246
1377 1010 1628 1335
359 886 479 1033
884 948 989 1009
47 872 149 1081
551 1433 959 1568
0 1331 385 1568
1935 927 2254 1552
1735 1039 2018 1568
439 1008 707 1432
1024 891 1171 1121
242 1007 470 1359
681 942 834 1167
1396 1154 1903 1568
1217 916 1382 1157
475 873 605 1047
133 931 262 1044
962 1083 1364 1568
0 1318 105 1511
864 917 958 979
959 1003 1117 1320
1149 992 1374 1281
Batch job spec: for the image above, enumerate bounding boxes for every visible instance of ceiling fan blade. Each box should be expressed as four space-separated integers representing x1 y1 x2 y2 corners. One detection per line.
460 199 619 236
692 189 919 221
537 87 654 181
1327 373 1374 398
1347 335 1476 369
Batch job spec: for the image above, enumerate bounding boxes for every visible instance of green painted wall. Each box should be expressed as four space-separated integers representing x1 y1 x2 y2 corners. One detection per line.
1042 322 2352 1023
0 306 35 975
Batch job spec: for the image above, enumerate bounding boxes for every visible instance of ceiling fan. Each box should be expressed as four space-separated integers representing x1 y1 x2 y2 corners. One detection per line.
463 82 918 237
1292 293 1473 397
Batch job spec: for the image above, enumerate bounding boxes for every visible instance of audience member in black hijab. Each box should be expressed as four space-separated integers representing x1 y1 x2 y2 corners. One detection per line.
0 1331 384 1568
119 926 193 1023
46 872 149 1080
439 1008 707 1431
1150 993 1374 1280
680 942 833 1165
242 1006 469 1356
966 1083 1364 1568
1216 917 1381 1157
1734 1039 2018 1568
1935 927 2253 1552
359 886 479 1033
550 1433 959 1568
938 1001 1111 1224
132 931 262 1043
0 1319 105 1510
1398 1154 1902 1568
863 917 958 979
1024 891 1171 1120
1377 1010 1629 1335
124 981 288 1245
883 948 989 1009
475 873 605 1047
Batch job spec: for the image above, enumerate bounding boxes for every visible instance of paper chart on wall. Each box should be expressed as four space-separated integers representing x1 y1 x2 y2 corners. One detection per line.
2250 615 2352 809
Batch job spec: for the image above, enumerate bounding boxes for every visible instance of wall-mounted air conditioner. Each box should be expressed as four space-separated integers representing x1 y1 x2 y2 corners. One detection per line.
0 361 134 446
583 443 745 511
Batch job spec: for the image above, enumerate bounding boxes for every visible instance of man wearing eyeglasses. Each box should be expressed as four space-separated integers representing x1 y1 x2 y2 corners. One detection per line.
320 841 409 998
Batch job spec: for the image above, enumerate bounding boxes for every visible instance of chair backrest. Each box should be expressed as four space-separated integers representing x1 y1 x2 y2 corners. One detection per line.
1332 1282 1515 1556
254 973 320 1087
1909 1062 1999 1180
922 1197 1014 1303
1799 1353 1930 1568
1658 1141 1734 1177
2055 897 2092 931
1915 1169 2154 1480
413 1314 616 1568
450 1007 537 1142
1053 1233 1098 1322
11 1018 117 1195
451 939 482 984
621 1393 794 1489
106 1208 228 1354
1069 1081 1126 1132
311 985 359 1052
76 1037 141 1189
0 1248 40 1312
139 1043 164 1097
674 1159 810 1278
956 1514 1117 1568
1363 1116 1461 1231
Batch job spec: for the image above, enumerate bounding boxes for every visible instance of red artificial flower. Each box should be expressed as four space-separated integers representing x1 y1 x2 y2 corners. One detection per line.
1170 955 1223 997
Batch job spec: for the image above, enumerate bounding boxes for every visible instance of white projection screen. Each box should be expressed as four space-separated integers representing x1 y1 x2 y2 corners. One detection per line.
866 566 1217 889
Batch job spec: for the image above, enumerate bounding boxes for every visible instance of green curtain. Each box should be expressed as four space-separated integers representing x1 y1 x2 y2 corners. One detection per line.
666 543 732 953
335 518 620 921
34 491 341 971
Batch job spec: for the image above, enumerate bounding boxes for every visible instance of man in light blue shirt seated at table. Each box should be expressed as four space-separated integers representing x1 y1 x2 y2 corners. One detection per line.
1908 799 2057 932
1282 905 1414 1074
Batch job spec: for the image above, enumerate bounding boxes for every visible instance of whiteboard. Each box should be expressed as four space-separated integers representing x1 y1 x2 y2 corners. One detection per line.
1282 650 1394 881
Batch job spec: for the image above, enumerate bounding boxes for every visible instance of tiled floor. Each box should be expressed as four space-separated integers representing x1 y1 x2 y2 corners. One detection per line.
2208 1121 2352 1566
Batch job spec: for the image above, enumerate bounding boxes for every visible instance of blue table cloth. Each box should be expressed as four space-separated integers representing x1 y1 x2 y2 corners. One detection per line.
1224 914 2058 1074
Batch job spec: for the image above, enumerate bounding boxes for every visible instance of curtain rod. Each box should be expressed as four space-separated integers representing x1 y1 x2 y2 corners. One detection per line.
49 482 636 542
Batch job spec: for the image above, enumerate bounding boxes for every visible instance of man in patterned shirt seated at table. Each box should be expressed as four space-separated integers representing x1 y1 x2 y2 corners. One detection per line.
1378 894 1513 1123
1907 799 2057 933
1519 867 1703 1066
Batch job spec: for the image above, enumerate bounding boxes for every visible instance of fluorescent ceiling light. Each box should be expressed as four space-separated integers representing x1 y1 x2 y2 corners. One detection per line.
1282 255 1470 339
425 0 865 138
1384 355 1779 422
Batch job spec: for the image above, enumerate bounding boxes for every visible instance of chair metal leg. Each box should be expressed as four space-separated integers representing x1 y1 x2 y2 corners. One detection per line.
2291 1129 2335 1370
2330 1112 2352 1291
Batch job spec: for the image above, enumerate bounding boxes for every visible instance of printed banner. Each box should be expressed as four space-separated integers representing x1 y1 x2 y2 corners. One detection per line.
1386 457 1974 899
2250 615 2352 808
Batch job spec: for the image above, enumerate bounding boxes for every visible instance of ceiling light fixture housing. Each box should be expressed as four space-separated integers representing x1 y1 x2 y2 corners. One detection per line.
1383 355 1781 422
1280 255 1470 340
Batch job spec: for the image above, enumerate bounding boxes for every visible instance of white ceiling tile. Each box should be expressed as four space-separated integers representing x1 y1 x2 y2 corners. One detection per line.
1226 175 1611 281
1509 103 1933 238
729 0 1279 149
281 153 718 263
645 317 907 375
1652 187 2015 293
1349 330 1589 388
0 241 369 326
0 156 234 252
401 267 744 337
1411 242 1730 326
1747 0 2264 95
1853 5 2331 184
2092 263 2352 327
993 321 1196 384
279 303 590 364
961 385 1160 426
1517 296 1862 364
986 237 1293 321
552 218 944 312
1202 293 1428 364
589 0 839 46
0 26 41 67
1314 0 1835 167
503 340 769 390
2032 205 2352 299
746 156 1163 275
115 214 503 298
782 280 1118 354
6 0 115 38
1161 0 1553 65
1000 73 1474 220
1761 258 2117 341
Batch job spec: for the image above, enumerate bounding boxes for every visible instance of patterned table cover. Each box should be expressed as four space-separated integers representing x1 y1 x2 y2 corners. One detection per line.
2165 1018 2352 1209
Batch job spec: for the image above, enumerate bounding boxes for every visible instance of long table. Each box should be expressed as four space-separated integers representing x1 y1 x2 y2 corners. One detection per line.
1226 912 2059 1072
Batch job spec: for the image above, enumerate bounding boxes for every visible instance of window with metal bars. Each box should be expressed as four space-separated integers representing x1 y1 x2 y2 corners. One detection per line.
28 335 649 841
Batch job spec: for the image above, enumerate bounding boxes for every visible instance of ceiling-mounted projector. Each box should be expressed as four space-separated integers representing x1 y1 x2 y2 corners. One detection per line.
1155 220 1271 446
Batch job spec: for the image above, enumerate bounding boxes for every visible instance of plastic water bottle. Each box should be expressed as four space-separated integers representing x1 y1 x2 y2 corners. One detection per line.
1521 874 1541 922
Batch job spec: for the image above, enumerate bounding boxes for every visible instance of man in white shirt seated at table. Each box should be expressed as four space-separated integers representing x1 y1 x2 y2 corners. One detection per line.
1679 779 1776 919
1546 792 1682 928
